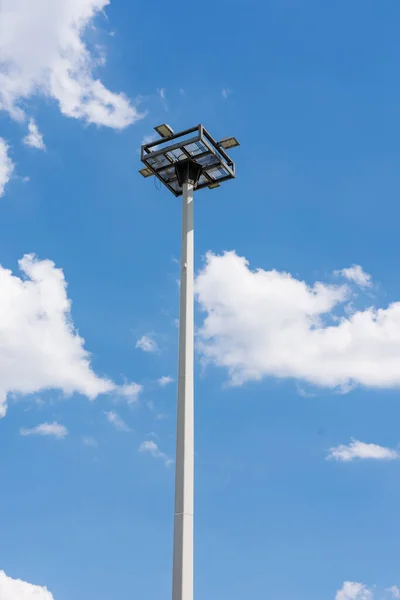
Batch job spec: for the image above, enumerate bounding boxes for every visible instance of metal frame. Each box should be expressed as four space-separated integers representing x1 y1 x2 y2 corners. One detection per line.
140 124 236 196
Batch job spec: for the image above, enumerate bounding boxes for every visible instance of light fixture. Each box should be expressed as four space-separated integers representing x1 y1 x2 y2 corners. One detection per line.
139 167 153 178
218 136 240 150
208 182 220 189
140 124 236 197
154 123 175 138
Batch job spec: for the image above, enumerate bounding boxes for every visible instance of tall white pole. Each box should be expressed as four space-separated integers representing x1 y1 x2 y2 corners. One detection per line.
172 180 194 600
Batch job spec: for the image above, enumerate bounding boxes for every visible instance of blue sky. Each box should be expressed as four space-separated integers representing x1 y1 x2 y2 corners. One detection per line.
1 1 400 599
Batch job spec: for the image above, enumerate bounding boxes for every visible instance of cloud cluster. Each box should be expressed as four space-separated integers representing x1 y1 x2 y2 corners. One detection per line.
0 570 54 599
328 439 399 462
0 253 139 417
0 0 140 129
196 251 400 390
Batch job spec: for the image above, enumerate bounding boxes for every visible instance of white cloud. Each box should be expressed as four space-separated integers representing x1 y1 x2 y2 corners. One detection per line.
336 265 372 288
117 382 142 404
296 384 316 398
158 88 166 101
387 587 400 599
136 335 158 353
328 439 400 462
20 421 68 438
105 410 131 432
336 582 372 600
0 0 142 129
23 118 46 150
157 375 174 387
195 251 400 390
0 253 139 417
221 88 232 99
0 570 54 599
0 138 14 197
139 440 173 467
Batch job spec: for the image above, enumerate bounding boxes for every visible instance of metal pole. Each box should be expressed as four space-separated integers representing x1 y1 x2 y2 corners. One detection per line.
172 180 194 600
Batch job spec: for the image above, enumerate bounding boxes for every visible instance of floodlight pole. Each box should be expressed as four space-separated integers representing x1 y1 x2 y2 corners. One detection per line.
173 160 201 600
140 128 238 600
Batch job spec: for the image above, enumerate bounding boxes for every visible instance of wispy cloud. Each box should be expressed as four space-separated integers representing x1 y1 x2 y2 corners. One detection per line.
157 375 174 387
0 138 14 197
156 413 168 420
105 410 131 432
139 440 173 467
136 335 158 353
82 436 98 448
335 265 372 288
296 384 316 398
117 382 142 404
158 88 166 101
222 88 232 99
387 587 400 599
141 133 157 146
327 439 399 462
20 422 68 439
23 118 46 150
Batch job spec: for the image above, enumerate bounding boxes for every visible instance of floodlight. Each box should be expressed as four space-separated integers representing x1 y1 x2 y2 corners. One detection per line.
139 166 153 178
208 182 220 189
218 136 240 150
140 124 237 196
154 123 174 138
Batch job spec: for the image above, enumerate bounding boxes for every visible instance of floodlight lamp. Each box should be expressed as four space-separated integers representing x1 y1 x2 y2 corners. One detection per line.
140 123 237 196
154 124 174 138
218 136 240 150
208 182 220 189
139 167 153 178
